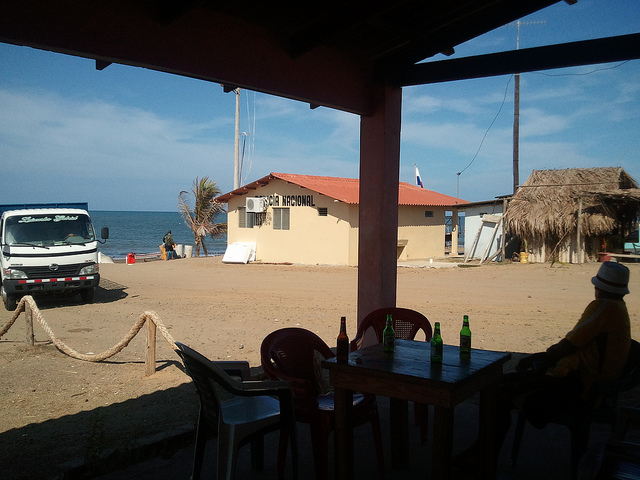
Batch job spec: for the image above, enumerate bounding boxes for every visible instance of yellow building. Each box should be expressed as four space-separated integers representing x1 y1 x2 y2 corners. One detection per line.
216 173 466 266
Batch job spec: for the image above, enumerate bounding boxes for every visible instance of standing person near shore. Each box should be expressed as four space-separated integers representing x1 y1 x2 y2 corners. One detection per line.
457 260 632 467
163 230 175 260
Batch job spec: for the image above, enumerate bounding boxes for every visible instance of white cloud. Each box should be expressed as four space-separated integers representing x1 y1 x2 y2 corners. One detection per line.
519 107 571 137
0 88 234 210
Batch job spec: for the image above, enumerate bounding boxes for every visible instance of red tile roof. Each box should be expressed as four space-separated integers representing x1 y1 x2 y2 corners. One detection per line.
216 172 467 206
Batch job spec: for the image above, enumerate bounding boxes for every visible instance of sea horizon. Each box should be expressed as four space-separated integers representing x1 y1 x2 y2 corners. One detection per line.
90 210 228 259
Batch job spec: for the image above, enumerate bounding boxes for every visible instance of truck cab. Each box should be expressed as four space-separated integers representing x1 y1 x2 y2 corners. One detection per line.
0 203 108 310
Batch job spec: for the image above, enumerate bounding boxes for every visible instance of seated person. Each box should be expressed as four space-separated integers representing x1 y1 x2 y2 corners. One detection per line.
459 261 632 465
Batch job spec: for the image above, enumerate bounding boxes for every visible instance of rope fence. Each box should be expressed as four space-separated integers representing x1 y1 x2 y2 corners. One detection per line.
0 295 176 376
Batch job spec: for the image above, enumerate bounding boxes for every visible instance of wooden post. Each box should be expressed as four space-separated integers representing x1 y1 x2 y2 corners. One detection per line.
145 318 157 376
25 300 35 346
501 197 507 262
576 195 583 264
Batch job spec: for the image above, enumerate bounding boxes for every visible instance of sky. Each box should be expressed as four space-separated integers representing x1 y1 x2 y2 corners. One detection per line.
0 0 639 212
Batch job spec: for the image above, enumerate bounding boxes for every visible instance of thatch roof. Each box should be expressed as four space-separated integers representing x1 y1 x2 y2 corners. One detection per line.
504 167 640 241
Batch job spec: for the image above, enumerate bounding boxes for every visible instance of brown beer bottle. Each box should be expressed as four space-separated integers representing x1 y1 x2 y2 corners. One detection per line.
337 316 349 363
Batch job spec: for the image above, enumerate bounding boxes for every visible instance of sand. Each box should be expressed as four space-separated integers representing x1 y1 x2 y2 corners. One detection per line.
1 257 639 479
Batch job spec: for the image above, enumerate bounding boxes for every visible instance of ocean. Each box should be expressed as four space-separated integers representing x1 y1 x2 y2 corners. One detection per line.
89 211 228 260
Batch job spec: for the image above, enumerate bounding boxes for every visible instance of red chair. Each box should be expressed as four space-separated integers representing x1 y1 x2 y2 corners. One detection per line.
350 307 432 351
261 327 385 480
350 307 432 442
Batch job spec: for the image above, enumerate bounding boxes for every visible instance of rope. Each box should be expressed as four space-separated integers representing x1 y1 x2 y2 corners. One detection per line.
0 296 176 362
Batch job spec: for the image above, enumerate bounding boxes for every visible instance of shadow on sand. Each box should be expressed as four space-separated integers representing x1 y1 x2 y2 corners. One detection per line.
1 370 197 480
3 353 638 480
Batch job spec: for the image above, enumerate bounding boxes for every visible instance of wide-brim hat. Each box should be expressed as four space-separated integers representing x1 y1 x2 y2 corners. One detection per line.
591 261 630 295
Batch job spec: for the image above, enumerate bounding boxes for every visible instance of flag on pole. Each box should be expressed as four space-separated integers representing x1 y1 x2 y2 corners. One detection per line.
415 164 424 188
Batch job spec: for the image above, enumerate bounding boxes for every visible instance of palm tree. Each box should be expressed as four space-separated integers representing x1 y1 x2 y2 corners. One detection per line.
178 177 227 257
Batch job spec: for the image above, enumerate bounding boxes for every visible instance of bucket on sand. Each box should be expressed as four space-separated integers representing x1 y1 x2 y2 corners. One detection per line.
599 253 612 262
174 244 184 258
520 252 529 263
126 252 136 265
184 245 193 258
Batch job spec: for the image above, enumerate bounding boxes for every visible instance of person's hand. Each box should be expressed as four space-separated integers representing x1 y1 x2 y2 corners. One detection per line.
516 352 551 373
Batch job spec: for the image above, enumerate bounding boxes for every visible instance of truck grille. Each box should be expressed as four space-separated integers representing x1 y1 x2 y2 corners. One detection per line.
21 264 84 279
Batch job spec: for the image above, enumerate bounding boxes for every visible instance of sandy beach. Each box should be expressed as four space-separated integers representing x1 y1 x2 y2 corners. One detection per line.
1 257 639 479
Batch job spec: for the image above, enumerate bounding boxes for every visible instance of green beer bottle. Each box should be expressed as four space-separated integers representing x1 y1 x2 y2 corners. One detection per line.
431 322 443 363
460 315 471 359
383 314 395 355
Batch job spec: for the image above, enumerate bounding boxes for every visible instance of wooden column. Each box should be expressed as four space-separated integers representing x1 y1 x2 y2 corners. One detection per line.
357 84 402 325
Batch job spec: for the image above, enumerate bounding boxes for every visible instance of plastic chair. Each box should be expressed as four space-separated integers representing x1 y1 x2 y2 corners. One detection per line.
350 307 432 442
350 307 432 351
511 339 640 480
175 342 298 480
261 327 385 480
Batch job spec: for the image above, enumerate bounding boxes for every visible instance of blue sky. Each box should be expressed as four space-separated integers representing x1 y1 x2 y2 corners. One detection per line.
0 0 638 212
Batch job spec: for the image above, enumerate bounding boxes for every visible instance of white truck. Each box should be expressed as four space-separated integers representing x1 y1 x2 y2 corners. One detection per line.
0 203 109 310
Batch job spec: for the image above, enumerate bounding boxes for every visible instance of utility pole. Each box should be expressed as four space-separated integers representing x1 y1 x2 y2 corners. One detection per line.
513 21 521 194
234 88 241 189
513 20 545 194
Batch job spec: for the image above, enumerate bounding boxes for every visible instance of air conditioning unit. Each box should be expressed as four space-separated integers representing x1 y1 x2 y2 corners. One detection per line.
246 197 267 213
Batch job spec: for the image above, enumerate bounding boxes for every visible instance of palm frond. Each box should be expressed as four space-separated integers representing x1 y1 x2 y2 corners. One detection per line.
178 177 227 256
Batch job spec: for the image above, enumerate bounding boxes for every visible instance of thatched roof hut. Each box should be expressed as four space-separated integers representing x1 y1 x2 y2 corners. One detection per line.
504 167 640 263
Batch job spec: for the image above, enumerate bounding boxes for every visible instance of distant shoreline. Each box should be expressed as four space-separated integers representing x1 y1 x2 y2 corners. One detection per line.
103 251 225 262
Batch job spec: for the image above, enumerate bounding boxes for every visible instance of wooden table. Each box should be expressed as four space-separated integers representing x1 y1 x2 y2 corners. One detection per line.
323 339 511 480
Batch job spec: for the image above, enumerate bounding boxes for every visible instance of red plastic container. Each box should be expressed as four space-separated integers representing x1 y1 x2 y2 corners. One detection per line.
126 252 136 265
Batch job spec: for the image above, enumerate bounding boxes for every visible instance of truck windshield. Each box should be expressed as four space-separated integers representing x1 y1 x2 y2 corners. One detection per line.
4 213 96 246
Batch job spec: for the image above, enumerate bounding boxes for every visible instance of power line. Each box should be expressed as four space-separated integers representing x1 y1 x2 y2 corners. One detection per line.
534 60 630 77
456 75 512 202
457 75 513 177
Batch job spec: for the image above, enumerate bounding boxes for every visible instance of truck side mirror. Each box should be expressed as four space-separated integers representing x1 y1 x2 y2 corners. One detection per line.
101 227 109 240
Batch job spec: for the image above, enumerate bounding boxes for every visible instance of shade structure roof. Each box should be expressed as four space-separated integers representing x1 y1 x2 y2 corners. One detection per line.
217 172 467 206
2 1 637 116
504 167 640 240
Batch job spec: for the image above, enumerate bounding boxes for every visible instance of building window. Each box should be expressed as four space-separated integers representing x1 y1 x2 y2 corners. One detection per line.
318 207 328 216
273 208 290 230
239 207 266 228
424 210 434 218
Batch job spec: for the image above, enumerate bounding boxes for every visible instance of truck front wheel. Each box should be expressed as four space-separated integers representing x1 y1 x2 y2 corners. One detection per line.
80 287 95 304
2 286 17 311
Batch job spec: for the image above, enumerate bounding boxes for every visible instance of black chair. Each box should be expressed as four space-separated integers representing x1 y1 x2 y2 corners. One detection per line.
595 406 640 479
175 342 298 480
511 339 640 480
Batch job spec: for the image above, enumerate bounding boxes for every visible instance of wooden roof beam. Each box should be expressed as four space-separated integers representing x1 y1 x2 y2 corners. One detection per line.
391 33 640 86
